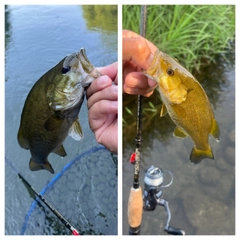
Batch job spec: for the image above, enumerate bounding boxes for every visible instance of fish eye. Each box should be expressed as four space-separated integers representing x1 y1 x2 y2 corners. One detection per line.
167 68 174 76
62 66 71 74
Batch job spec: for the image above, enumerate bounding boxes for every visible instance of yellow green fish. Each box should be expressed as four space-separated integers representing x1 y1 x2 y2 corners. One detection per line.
17 48 100 173
145 50 220 163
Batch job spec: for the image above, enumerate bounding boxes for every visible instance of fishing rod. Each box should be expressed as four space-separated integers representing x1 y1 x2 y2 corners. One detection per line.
127 5 185 235
128 5 147 235
5 156 80 235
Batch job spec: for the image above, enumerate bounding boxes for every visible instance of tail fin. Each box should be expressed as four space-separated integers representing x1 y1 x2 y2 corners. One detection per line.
29 158 54 174
190 146 214 164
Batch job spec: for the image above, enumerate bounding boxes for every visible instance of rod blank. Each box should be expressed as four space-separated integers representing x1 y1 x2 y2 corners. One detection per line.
18 173 80 235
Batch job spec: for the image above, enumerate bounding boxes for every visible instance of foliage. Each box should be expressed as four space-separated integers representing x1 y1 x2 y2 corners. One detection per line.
82 5 117 32
123 5 235 71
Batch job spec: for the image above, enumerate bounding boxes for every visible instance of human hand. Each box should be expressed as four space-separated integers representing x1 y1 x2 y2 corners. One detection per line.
86 62 118 153
123 29 158 97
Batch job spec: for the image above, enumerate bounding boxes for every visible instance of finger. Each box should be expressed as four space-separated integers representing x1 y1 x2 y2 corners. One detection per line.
86 75 112 98
122 29 157 50
123 72 157 96
123 38 153 70
97 62 118 82
123 61 139 81
89 108 118 154
125 72 157 88
89 100 118 130
114 71 118 86
124 72 150 89
122 30 158 70
87 85 118 109
123 85 154 97
88 100 118 153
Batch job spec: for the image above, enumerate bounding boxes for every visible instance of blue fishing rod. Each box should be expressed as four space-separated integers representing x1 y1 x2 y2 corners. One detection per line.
5 156 80 235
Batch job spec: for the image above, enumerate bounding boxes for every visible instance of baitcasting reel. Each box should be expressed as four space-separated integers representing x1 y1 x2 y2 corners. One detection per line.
143 165 185 235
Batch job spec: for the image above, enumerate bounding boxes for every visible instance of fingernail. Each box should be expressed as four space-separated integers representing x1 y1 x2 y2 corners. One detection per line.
148 80 158 89
97 75 108 85
147 53 155 67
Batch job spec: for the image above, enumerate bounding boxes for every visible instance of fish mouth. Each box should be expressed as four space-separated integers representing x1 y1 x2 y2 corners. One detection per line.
144 50 163 81
79 48 90 64
78 48 94 73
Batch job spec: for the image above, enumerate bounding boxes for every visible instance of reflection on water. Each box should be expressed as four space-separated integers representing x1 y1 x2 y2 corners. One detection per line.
192 45 235 109
81 5 117 60
5 6 12 51
82 5 117 32
5 5 117 235
123 49 235 234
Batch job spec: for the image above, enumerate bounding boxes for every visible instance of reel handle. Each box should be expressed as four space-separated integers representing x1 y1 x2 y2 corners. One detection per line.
165 226 185 235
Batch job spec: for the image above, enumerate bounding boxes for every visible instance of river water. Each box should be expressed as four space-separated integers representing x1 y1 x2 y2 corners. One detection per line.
123 49 235 234
5 5 117 235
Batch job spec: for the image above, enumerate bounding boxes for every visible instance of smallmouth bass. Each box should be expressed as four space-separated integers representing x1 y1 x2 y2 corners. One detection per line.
145 50 220 163
18 48 100 173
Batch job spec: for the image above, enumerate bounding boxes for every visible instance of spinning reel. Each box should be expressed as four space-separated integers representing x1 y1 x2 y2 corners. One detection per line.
143 165 185 235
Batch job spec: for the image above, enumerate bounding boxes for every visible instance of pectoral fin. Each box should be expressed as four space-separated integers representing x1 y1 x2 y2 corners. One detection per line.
190 146 214 164
173 126 188 138
68 120 83 141
29 158 54 174
160 104 168 117
53 145 67 157
210 119 220 142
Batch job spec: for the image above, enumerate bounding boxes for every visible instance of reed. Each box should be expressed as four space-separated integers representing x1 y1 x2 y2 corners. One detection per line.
123 5 235 71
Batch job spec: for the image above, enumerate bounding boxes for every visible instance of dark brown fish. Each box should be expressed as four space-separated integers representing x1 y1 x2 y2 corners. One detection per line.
17 48 100 173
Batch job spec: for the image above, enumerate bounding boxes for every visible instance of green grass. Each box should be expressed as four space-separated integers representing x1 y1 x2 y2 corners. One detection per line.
123 5 235 71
